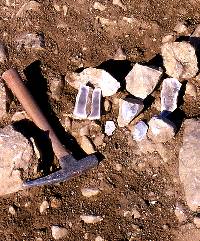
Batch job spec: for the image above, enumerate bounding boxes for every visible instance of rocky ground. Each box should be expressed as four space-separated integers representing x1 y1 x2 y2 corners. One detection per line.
0 0 200 241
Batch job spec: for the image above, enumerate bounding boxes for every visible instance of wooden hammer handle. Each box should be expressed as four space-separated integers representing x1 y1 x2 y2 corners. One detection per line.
2 68 69 159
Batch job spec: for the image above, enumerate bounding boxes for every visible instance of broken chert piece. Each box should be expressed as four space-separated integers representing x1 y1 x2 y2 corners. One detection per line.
73 84 89 119
161 78 182 115
105 121 116 136
125 63 163 99
65 68 120 97
132 121 148 141
88 88 101 120
117 98 144 127
147 116 176 143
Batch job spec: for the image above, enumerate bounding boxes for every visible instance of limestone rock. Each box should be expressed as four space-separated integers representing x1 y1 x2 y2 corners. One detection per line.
161 41 198 79
51 226 68 240
147 116 176 143
80 215 103 224
131 121 148 141
104 121 116 136
125 63 162 99
179 119 200 211
65 68 120 97
0 125 34 196
161 78 182 113
117 98 143 127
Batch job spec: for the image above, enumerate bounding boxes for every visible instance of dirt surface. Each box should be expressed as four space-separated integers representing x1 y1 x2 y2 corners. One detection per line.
0 0 200 240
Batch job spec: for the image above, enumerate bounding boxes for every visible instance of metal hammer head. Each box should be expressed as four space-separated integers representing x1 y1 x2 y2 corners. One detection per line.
22 154 98 187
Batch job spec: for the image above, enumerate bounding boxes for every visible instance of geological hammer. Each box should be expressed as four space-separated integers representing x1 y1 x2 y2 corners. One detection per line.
2 68 98 187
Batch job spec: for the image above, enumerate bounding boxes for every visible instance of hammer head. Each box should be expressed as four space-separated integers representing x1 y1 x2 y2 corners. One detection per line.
22 154 98 188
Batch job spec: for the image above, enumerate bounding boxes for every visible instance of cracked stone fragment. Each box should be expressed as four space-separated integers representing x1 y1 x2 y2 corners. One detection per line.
147 116 176 143
125 64 162 99
105 121 116 136
117 98 144 127
73 84 89 119
161 41 198 79
132 121 148 141
161 78 182 114
93 2 106 11
66 68 120 97
88 88 101 120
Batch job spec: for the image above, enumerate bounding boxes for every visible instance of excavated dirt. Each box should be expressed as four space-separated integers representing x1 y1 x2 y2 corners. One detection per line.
0 0 200 240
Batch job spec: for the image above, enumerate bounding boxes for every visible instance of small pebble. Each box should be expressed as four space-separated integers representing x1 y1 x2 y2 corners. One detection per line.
80 215 103 224
104 99 112 112
174 205 187 223
132 121 148 141
194 217 200 228
104 121 116 136
115 163 122 171
8 206 16 215
113 0 126 10
35 238 43 241
81 188 100 197
93 2 106 11
95 236 104 241
51 226 68 240
80 136 95 154
50 198 62 209
185 82 197 98
64 116 72 131
174 22 189 34
39 200 49 214
93 134 105 147
162 34 175 43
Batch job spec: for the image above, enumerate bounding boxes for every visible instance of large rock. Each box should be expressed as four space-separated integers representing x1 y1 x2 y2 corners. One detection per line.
65 67 120 97
147 116 176 143
161 42 198 80
0 125 34 196
179 119 200 211
117 98 144 127
125 63 162 99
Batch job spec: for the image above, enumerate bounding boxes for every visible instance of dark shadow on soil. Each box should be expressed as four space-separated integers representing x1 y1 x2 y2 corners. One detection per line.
13 61 102 173
97 59 133 90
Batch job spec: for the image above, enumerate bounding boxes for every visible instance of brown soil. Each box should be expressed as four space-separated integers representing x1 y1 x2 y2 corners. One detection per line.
0 0 200 240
